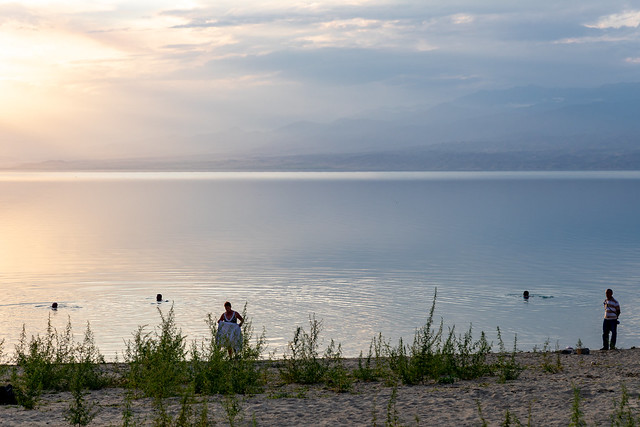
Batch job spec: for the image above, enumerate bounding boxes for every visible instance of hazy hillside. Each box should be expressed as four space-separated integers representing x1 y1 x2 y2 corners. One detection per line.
7 82 640 171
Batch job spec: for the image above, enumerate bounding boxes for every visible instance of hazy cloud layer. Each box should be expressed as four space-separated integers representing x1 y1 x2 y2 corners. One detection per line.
0 0 639 162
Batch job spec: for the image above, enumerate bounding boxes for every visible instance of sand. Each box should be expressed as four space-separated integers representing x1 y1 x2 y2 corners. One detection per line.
1 348 639 426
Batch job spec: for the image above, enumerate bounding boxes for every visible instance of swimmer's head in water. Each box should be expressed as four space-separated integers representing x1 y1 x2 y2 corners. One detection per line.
156 294 162 301
523 291 529 299
51 302 58 309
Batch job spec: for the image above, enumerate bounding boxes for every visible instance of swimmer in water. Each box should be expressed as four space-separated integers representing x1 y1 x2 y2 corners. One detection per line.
51 302 58 310
523 291 529 300
156 294 163 302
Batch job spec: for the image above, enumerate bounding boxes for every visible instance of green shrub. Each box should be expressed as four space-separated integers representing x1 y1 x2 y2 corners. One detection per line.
65 382 98 426
539 339 563 373
495 328 523 383
477 400 489 427
124 305 188 398
569 386 586 427
279 314 327 384
354 333 392 382
323 339 352 392
222 394 244 427
386 289 493 385
501 409 521 427
12 318 107 409
279 314 353 390
610 383 637 426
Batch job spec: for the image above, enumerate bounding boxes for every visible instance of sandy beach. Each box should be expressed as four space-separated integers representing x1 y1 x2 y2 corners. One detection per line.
1 348 639 426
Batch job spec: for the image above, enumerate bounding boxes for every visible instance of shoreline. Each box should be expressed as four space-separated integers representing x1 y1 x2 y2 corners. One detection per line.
2 348 640 426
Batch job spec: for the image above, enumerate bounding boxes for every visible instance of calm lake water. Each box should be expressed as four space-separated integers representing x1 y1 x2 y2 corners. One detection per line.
1 171 639 359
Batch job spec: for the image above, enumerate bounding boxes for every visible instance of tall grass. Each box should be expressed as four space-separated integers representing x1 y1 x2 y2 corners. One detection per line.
11 317 106 409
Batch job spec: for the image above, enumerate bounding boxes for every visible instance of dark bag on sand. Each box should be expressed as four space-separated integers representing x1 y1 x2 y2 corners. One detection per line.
0 384 17 405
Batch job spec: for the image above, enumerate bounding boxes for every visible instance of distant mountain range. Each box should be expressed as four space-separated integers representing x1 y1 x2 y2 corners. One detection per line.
9 82 640 171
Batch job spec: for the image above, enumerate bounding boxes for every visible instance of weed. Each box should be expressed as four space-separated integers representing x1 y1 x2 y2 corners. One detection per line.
222 394 243 427
124 305 188 398
501 409 521 426
65 387 98 426
323 339 353 392
455 326 492 380
152 396 172 426
196 399 213 427
495 328 523 383
73 322 107 390
279 314 327 384
569 386 586 427
372 395 379 427
121 389 136 427
354 349 376 382
539 339 562 373
354 333 392 382
476 400 489 427
12 318 107 409
175 388 196 427
554 341 563 372
386 386 401 427
385 289 493 385
64 359 101 426
610 383 637 426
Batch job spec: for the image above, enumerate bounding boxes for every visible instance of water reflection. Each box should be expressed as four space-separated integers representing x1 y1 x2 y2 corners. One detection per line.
0 172 639 359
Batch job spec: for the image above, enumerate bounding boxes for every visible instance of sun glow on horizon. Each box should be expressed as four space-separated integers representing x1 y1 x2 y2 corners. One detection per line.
1 1 640 163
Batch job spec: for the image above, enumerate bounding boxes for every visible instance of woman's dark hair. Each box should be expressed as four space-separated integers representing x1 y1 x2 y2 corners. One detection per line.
224 301 231 307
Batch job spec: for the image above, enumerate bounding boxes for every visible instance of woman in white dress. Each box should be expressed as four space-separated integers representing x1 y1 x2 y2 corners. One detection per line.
217 301 244 356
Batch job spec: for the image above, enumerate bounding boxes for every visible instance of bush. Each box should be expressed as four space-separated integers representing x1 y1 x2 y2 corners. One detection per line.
279 314 327 384
123 305 188 398
323 339 352 392
495 327 523 383
12 318 107 409
354 333 392 383
386 289 493 385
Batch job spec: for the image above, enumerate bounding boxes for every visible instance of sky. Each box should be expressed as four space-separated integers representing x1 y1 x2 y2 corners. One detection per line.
1 0 640 162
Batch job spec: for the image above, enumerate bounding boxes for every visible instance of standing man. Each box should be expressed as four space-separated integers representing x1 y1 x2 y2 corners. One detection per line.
602 288 621 350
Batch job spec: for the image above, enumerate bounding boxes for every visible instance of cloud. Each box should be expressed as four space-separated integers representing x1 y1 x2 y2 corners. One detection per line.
554 34 637 45
4 0 640 162
451 14 475 25
585 11 640 29
0 4 41 26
